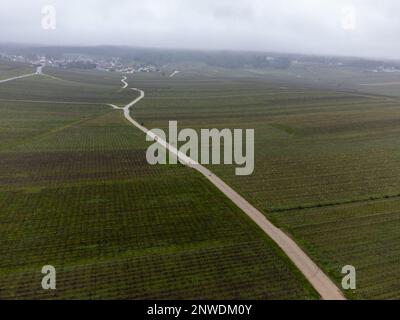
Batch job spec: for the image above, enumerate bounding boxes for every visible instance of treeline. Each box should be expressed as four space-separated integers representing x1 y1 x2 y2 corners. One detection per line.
65 61 97 69
0 44 293 69
2 43 399 71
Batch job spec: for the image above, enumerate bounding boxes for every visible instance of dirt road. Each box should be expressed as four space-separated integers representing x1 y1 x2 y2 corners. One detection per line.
0 73 36 83
0 66 43 84
121 76 128 88
169 70 180 78
111 77 346 300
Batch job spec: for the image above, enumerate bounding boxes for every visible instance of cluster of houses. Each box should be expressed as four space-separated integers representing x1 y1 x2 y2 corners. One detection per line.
372 66 400 73
96 59 160 73
0 53 161 74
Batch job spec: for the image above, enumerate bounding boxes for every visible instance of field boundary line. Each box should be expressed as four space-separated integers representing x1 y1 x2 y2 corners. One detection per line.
0 98 105 105
109 77 346 300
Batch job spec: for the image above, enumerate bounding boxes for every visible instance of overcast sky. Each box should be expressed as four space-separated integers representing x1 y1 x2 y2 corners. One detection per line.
1 0 399 59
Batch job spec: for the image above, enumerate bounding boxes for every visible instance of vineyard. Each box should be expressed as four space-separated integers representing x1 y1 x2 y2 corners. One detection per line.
0 62 34 80
130 66 400 299
0 69 317 299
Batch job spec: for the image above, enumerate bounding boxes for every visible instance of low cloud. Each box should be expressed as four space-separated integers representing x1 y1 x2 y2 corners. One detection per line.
1 0 399 59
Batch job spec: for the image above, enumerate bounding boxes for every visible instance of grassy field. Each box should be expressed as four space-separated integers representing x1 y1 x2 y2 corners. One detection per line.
128 66 400 299
0 62 34 80
0 69 317 299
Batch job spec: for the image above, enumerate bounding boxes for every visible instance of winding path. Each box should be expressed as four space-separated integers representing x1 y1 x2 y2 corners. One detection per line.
121 76 128 88
111 77 346 300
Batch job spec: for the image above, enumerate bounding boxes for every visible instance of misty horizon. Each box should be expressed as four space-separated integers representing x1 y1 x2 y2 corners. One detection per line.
2 0 400 61
1 42 400 64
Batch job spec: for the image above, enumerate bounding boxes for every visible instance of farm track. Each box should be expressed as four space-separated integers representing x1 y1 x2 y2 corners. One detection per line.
121 76 128 88
169 70 180 78
0 98 103 105
0 73 36 83
0 66 43 84
0 68 345 299
112 77 346 300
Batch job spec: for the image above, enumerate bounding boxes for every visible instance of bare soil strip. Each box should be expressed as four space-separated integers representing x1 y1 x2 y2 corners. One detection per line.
0 98 103 105
169 70 180 78
121 76 128 88
111 77 346 300
0 66 42 84
0 73 36 83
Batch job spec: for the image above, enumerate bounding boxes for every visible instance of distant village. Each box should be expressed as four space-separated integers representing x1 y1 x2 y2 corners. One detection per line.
1 51 400 74
0 53 161 74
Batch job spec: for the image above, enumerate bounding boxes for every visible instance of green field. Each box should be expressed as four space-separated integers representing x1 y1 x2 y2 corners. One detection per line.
3 62 400 299
0 62 34 80
0 68 317 299
127 65 400 299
